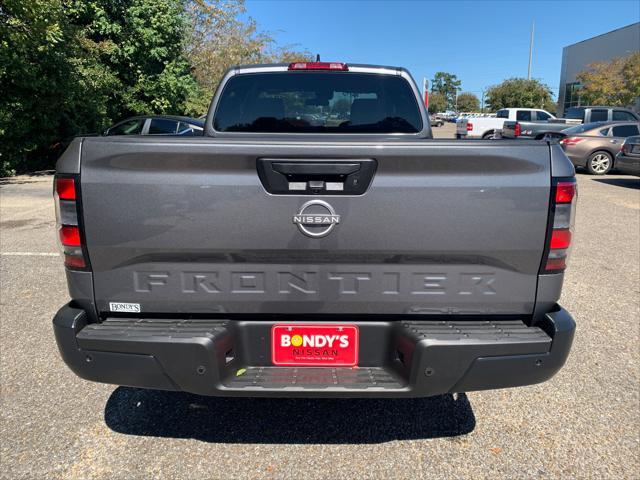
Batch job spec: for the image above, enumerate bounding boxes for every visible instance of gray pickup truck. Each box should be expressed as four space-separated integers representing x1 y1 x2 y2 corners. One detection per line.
53 62 576 398
503 106 640 140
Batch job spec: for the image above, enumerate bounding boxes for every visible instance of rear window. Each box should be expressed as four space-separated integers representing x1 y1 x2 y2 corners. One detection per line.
612 110 637 121
516 110 532 121
611 124 640 137
590 109 608 122
565 107 585 120
107 119 144 135
562 122 607 135
536 111 552 121
214 72 423 133
148 119 179 134
496 110 509 119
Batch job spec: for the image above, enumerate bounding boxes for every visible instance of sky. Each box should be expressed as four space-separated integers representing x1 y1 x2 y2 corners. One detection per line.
245 0 640 101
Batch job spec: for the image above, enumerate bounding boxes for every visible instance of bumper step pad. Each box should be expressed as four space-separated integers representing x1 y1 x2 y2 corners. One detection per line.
226 367 405 390
53 304 575 397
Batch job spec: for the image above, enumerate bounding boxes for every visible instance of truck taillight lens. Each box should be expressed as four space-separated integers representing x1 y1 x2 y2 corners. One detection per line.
555 182 576 203
55 177 76 200
54 175 89 270
541 179 577 273
466 122 473 131
59 225 81 246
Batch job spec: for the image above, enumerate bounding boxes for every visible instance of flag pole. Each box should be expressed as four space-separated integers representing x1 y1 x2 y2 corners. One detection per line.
528 20 535 80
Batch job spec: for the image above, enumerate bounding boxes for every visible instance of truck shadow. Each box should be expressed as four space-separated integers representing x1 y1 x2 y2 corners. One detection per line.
591 177 639 189
104 387 475 444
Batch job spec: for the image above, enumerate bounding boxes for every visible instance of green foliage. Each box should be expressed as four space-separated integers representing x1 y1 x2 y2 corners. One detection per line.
1 0 198 175
184 0 312 114
485 78 554 112
0 0 311 176
576 53 640 107
1 0 81 175
427 91 447 114
456 92 480 112
430 72 461 110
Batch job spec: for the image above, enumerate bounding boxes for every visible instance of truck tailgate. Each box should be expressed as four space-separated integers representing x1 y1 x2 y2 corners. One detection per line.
80 137 550 316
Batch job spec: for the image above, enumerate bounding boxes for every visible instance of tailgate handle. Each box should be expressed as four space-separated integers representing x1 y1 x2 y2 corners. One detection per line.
257 158 377 195
272 162 361 176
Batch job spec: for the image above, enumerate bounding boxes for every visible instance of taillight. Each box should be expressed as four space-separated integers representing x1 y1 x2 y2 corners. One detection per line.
55 178 76 200
466 122 473 131
559 136 584 147
541 178 577 273
514 123 521 137
555 182 576 203
59 225 81 246
549 229 571 249
54 175 89 270
288 62 348 71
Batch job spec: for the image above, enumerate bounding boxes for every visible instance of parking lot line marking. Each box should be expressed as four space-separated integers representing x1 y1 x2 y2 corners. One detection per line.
0 252 60 256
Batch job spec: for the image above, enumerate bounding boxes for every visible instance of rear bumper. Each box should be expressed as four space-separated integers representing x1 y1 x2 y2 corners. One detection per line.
615 153 640 176
53 304 575 398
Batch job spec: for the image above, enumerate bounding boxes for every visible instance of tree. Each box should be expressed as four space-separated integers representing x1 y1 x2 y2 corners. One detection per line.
1 0 85 175
0 0 311 175
0 0 201 175
430 72 461 110
427 91 447 114
576 53 640 107
184 0 312 114
485 78 554 111
76 0 200 117
456 92 480 112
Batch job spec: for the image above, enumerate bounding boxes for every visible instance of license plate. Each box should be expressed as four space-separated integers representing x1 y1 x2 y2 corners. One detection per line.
632 145 640 154
271 324 359 366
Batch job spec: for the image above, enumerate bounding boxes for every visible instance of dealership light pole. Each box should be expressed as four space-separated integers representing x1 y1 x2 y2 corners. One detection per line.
527 20 535 80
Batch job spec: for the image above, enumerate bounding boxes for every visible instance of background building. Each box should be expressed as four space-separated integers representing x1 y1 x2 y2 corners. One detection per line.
557 22 640 116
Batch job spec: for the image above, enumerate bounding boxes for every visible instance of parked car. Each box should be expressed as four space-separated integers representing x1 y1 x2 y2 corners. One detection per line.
558 121 640 174
456 108 555 139
53 61 575 399
616 135 640 176
429 114 444 127
49 116 204 163
104 115 204 136
502 106 640 140
565 106 639 123
445 114 458 122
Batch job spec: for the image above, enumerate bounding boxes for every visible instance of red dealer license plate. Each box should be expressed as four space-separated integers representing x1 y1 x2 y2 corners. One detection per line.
271 324 359 366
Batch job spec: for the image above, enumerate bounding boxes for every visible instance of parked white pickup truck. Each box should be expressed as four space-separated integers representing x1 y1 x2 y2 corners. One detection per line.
457 108 555 139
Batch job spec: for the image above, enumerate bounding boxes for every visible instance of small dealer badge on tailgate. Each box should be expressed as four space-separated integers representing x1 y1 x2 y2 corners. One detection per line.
109 302 141 313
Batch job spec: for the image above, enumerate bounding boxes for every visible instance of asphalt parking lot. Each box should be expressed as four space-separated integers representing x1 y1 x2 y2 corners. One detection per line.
432 121 457 139
1 168 638 479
